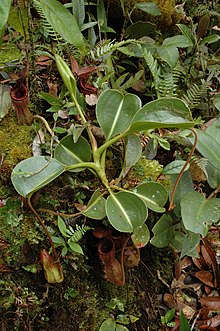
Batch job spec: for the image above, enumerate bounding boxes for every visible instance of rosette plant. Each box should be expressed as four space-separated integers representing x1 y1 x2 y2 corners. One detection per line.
11 54 195 253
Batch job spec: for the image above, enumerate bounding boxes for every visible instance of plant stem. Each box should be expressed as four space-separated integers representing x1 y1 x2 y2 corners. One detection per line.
32 115 54 136
96 130 129 158
168 128 198 212
70 92 98 153
27 196 59 261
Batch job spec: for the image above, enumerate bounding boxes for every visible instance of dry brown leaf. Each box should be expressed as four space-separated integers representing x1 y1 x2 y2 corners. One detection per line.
35 55 53 67
204 285 212 295
194 271 214 287
202 238 220 287
192 256 208 270
163 293 177 309
200 297 220 311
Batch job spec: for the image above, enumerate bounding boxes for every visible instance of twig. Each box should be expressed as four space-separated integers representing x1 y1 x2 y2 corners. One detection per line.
157 270 170 290
27 196 58 261
168 128 198 212
207 184 220 200
37 208 82 219
32 115 54 136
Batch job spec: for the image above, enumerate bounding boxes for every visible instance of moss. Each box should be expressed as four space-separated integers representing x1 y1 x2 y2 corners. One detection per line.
0 111 33 183
124 157 163 188
104 0 182 30
0 43 21 67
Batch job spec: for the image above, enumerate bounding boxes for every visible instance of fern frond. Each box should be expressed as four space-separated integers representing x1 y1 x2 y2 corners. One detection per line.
68 224 92 243
158 66 184 97
182 80 210 109
33 0 64 42
195 158 208 178
91 39 135 60
196 5 220 17
158 72 176 97
143 49 161 97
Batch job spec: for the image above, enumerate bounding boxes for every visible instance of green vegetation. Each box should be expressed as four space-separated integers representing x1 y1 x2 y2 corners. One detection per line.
0 0 219 330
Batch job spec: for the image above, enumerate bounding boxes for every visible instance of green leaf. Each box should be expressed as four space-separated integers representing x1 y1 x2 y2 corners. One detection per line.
130 97 193 132
131 224 150 248
151 214 174 248
67 240 84 254
163 160 189 175
52 236 66 244
71 0 85 28
180 231 200 258
61 245 68 256
55 54 76 98
171 230 185 252
106 191 147 233
206 161 220 189
181 191 220 236
11 156 65 198
213 93 220 111
37 0 85 50
57 216 68 237
122 134 142 177
0 84 12 119
54 135 91 170
177 24 195 45
199 34 220 46
206 117 220 144
96 90 141 141
162 35 194 48
83 190 106 220
157 45 179 67
97 0 115 33
39 91 62 106
189 129 220 170
180 310 191 331
133 182 168 213
164 308 176 323
157 136 170 150
169 170 194 217
99 318 116 331
8 5 28 36
121 70 144 91
125 21 156 39
134 2 161 16
0 0 12 48
116 325 129 331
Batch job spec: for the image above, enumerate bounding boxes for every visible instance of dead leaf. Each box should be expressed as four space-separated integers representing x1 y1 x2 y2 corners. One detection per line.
194 271 214 287
47 80 58 97
175 256 192 280
163 293 177 309
74 203 86 212
200 297 220 311
32 129 45 156
182 305 196 319
85 94 98 106
202 238 220 287
35 55 53 67
70 55 97 79
204 285 212 295
192 256 208 270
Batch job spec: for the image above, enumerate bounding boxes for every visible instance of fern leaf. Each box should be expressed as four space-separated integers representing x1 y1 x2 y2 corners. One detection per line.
196 158 208 178
143 49 161 97
69 224 92 243
33 0 63 42
91 39 135 60
158 71 177 97
182 80 210 108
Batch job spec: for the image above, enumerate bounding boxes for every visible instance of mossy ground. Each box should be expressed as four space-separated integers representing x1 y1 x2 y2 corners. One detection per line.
0 111 33 189
0 178 173 330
